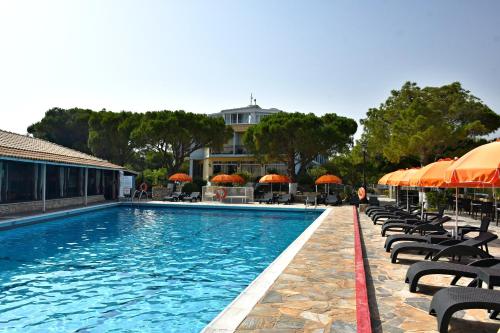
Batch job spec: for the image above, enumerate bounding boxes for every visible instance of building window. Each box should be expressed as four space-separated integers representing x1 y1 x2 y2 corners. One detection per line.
65 167 82 198
238 113 250 123
231 113 238 124
212 162 238 175
46 165 61 199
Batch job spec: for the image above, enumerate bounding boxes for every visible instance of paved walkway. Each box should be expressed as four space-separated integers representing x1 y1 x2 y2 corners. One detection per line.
359 212 500 333
235 206 357 333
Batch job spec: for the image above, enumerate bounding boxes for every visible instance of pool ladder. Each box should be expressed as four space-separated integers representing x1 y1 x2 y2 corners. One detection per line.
132 190 148 202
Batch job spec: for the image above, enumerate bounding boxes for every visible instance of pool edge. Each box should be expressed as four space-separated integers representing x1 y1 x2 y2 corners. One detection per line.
201 207 333 333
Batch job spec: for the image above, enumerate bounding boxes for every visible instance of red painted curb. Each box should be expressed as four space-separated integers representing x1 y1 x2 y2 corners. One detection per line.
353 206 372 333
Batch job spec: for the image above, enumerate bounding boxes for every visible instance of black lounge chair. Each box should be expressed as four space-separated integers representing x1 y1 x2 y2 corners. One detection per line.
405 258 500 292
390 232 497 263
429 287 500 333
181 192 200 202
457 216 492 237
371 208 421 225
384 222 452 253
368 196 380 206
381 216 452 237
277 194 292 205
164 191 182 201
384 216 490 252
366 205 399 217
256 193 273 204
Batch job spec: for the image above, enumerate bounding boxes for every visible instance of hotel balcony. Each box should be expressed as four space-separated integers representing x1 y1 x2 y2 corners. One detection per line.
210 145 249 156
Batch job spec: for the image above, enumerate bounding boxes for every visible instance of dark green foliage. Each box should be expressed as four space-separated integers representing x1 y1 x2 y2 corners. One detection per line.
361 81 500 165
181 182 199 194
243 112 357 181
88 111 142 165
27 107 93 153
131 110 233 176
426 190 450 210
192 178 207 191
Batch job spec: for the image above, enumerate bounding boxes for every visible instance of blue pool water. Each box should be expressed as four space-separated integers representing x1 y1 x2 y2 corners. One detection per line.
0 206 322 332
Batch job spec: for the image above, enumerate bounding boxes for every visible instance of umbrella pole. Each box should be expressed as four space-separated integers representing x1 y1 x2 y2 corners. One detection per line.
315 184 318 206
494 186 498 225
406 188 409 211
396 186 398 206
421 187 424 220
455 187 459 239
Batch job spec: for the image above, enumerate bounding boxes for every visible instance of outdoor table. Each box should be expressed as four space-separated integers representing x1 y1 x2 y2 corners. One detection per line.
476 267 500 289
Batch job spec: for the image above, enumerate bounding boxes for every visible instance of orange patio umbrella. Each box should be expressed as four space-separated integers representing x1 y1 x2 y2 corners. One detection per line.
230 174 246 184
259 174 291 184
385 169 407 186
315 174 342 197
392 168 420 210
315 174 342 185
168 173 192 182
396 168 421 187
211 174 242 184
409 158 455 188
444 140 500 187
259 174 291 193
408 158 455 219
378 171 394 185
445 140 500 231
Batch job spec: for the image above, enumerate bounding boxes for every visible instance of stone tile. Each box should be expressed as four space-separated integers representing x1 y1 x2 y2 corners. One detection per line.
235 207 357 332
358 210 500 333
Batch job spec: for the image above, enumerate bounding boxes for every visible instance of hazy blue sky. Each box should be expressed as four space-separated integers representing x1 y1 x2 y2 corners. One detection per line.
1 0 499 137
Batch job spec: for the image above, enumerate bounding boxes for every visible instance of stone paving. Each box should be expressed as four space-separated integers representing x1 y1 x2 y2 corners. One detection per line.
235 206 357 333
359 212 500 333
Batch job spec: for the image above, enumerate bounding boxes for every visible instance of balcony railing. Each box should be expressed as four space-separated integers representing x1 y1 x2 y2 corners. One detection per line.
211 145 248 155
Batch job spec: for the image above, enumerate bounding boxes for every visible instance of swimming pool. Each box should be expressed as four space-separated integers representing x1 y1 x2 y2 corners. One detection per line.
0 205 322 332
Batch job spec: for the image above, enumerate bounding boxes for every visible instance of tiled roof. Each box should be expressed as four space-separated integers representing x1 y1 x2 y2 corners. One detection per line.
0 129 123 169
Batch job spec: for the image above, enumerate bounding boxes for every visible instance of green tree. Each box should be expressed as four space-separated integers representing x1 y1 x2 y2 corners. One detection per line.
243 112 357 181
27 107 93 153
361 82 500 165
88 111 142 166
131 110 233 175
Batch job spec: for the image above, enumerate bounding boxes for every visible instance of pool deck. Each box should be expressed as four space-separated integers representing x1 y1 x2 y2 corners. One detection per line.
359 212 500 333
233 206 358 333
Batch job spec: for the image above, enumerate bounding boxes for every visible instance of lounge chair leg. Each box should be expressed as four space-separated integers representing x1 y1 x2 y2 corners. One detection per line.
450 276 461 285
490 310 498 319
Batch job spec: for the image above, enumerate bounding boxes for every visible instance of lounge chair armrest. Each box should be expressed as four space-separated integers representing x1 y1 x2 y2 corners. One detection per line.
468 258 500 267
432 245 492 261
408 224 445 235
437 239 462 246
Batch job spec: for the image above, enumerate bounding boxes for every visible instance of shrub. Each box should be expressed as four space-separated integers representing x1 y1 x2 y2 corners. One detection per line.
426 190 448 209
182 182 199 194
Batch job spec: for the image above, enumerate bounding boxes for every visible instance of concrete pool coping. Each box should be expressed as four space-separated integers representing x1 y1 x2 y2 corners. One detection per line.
0 200 325 230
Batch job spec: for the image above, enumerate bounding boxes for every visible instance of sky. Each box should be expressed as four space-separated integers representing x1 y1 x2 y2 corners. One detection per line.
0 0 499 138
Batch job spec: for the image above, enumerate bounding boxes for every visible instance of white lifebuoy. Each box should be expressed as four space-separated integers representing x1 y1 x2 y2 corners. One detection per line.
215 188 227 200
